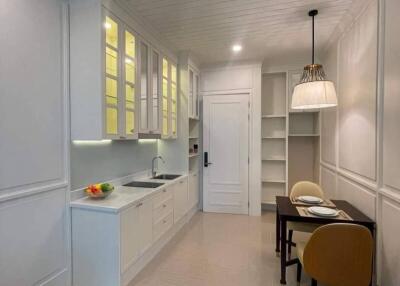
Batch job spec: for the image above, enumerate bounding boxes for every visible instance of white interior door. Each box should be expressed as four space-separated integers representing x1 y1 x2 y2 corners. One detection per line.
203 94 249 214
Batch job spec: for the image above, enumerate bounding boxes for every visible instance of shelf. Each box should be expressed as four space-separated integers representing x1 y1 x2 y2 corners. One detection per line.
188 153 199 158
261 200 276 205
289 134 320 137
262 157 286 161
262 179 286 184
189 136 199 139
262 115 286 118
289 111 319 114
262 136 285 139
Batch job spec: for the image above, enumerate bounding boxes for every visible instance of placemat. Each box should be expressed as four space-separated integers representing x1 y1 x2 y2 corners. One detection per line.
291 197 336 208
296 206 353 221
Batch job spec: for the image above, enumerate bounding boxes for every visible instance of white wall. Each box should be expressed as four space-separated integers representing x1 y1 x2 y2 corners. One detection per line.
320 0 400 284
0 0 70 285
200 63 262 216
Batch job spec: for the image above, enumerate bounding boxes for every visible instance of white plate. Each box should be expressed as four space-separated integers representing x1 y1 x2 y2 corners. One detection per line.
308 206 339 217
297 196 323 204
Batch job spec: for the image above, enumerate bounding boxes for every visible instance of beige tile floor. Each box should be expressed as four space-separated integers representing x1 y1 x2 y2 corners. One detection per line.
129 211 313 286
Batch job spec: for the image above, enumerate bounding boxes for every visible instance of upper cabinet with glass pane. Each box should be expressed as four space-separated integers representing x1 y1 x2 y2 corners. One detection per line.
69 2 140 140
188 66 200 120
70 2 168 140
161 57 178 139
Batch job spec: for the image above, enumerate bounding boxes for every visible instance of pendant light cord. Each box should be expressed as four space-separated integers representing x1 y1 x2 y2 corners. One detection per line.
312 13 315 65
309 9 318 65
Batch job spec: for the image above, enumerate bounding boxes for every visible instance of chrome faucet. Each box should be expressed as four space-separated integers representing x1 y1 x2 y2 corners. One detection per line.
152 156 165 178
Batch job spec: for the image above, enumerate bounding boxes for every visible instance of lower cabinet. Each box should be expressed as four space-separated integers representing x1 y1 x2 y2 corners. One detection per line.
121 197 154 273
173 177 189 223
188 172 199 210
152 187 174 242
72 175 194 286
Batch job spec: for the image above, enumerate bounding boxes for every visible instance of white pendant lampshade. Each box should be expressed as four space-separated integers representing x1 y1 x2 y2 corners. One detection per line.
292 80 337 109
292 10 338 110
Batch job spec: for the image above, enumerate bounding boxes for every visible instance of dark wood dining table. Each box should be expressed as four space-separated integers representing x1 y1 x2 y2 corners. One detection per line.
275 196 376 285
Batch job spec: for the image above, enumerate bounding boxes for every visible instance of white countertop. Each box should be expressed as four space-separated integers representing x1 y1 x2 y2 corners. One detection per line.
70 174 187 213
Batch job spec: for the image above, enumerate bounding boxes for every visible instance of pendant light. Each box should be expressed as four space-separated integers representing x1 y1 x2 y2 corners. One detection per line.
291 10 338 110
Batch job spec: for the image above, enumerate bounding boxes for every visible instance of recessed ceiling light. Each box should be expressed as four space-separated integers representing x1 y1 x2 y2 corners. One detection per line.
104 22 112 29
232 44 242 52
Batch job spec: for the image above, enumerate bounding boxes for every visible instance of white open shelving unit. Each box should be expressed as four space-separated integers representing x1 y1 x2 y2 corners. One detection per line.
189 119 200 173
261 73 288 206
261 70 321 208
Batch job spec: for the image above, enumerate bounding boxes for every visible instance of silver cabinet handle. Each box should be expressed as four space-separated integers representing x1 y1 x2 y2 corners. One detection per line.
136 202 143 207
163 189 167 193
163 204 167 208
179 180 184 184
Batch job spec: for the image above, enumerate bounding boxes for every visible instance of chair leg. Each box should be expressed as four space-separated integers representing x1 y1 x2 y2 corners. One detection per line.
311 278 317 286
288 229 294 256
296 261 302 283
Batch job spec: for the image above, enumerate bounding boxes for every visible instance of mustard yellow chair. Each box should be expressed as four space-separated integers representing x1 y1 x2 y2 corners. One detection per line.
296 223 373 286
287 181 324 256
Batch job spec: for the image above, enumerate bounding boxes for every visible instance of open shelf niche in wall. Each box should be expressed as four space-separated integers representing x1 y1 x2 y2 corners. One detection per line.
261 70 321 208
189 118 200 173
261 72 288 207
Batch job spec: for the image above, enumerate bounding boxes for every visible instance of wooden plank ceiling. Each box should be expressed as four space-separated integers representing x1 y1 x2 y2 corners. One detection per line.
121 0 361 65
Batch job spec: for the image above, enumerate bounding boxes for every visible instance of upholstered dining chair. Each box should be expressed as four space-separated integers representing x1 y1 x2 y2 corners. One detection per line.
287 181 324 256
296 223 373 286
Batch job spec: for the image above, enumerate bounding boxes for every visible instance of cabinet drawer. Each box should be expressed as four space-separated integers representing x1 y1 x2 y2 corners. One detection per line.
153 188 173 209
153 211 173 242
153 197 173 222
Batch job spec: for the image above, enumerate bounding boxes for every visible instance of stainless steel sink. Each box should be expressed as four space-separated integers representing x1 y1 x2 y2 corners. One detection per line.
123 181 164 188
152 174 181 180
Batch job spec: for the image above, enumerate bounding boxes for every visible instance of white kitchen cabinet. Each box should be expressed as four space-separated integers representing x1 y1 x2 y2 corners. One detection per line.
152 187 174 241
120 197 154 273
188 172 200 210
162 57 178 139
138 198 153 254
189 67 200 119
138 41 162 137
70 2 165 140
173 177 189 223
71 175 195 286
70 2 140 140
121 203 141 272
121 197 153 273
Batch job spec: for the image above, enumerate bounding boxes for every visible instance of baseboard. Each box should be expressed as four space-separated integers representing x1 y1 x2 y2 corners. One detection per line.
122 206 199 286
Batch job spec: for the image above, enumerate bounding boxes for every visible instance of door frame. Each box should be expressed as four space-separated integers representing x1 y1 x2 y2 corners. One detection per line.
202 90 253 215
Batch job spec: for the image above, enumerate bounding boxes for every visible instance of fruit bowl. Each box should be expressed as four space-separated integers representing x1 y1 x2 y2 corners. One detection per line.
85 183 114 199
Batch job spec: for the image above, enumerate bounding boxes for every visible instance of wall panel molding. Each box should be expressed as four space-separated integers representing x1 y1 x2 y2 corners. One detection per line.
380 197 400 285
337 0 378 182
337 175 376 219
337 167 378 191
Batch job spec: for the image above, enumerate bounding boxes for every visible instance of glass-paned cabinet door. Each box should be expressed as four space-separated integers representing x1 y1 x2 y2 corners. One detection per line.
189 69 194 118
171 64 177 138
140 42 149 132
195 73 200 118
151 50 160 133
162 58 169 138
104 15 119 137
124 30 137 137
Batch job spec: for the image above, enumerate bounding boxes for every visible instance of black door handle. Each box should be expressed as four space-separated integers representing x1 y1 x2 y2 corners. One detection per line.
204 152 213 167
